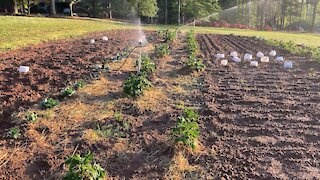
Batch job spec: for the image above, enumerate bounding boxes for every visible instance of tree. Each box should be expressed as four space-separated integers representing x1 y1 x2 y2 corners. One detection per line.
50 0 56 16
70 0 81 16
311 0 319 32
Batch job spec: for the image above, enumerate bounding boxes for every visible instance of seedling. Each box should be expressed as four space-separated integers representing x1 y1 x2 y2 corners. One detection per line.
26 112 37 123
64 152 106 180
123 73 152 98
172 108 200 150
74 81 85 89
62 87 76 97
135 55 156 74
154 44 170 57
114 111 122 121
40 98 59 109
8 127 21 139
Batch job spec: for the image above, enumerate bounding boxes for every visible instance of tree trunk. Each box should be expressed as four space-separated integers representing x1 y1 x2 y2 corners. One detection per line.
27 0 30 15
13 0 18 14
165 0 168 24
311 0 319 32
69 2 73 16
50 0 56 16
109 3 112 19
21 0 25 13
177 0 181 25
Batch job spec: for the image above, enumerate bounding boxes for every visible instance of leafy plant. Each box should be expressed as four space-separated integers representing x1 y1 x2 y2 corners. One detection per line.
172 108 200 149
26 112 37 123
114 111 122 121
74 81 85 89
123 73 152 98
62 87 76 97
64 152 106 180
186 57 205 72
154 44 170 57
135 55 156 74
157 29 177 43
8 127 21 139
266 39 320 62
40 98 59 109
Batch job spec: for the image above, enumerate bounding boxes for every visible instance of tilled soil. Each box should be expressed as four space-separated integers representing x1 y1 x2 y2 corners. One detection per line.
0 31 319 179
197 34 320 179
0 30 148 130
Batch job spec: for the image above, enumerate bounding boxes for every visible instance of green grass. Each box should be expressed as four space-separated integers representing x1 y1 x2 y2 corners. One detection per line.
0 16 319 52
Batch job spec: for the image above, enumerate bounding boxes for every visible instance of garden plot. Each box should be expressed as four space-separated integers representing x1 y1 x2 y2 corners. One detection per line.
0 30 319 179
0 30 156 132
198 34 320 178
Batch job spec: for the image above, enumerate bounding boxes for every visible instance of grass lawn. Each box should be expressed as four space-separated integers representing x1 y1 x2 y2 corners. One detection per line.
0 16 319 51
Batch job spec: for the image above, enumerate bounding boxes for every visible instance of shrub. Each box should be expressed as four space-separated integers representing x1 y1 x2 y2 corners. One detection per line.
123 73 152 98
135 55 156 74
62 87 76 97
8 127 21 139
40 98 59 109
154 44 170 57
64 152 106 180
172 108 200 149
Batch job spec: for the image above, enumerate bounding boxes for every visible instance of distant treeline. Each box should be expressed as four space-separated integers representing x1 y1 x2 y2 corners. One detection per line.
3 0 320 32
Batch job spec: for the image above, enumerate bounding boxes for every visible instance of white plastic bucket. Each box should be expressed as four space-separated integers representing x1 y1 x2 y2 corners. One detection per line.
90 39 95 44
221 60 228 66
216 53 225 59
230 51 238 57
232 57 241 63
269 50 277 57
102 36 108 41
256 51 264 58
284 61 293 69
260 56 270 63
244 53 253 61
276 56 284 62
250 61 259 67
18 66 29 73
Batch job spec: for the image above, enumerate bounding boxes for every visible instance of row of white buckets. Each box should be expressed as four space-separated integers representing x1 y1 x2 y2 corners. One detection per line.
216 50 293 69
17 36 110 73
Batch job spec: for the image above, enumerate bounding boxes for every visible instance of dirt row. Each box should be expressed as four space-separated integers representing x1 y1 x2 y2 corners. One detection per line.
197 34 320 179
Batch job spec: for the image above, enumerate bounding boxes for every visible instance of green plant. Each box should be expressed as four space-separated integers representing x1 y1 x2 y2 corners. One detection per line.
172 108 200 149
40 98 59 109
186 57 205 72
114 111 122 121
135 55 156 74
62 87 76 97
266 39 320 62
64 152 106 180
157 29 176 42
8 127 21 139
26 112 37 123
154 44 170 57
74 81 85 89
123 73 152 98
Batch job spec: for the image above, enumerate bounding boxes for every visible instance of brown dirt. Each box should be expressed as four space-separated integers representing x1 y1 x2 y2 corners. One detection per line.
0 30 152 131
197 34 320 179
0 31 319 179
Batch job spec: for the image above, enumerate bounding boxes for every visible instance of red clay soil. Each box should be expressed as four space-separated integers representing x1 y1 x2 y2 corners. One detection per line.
197 34 320 179
0 30 149 131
